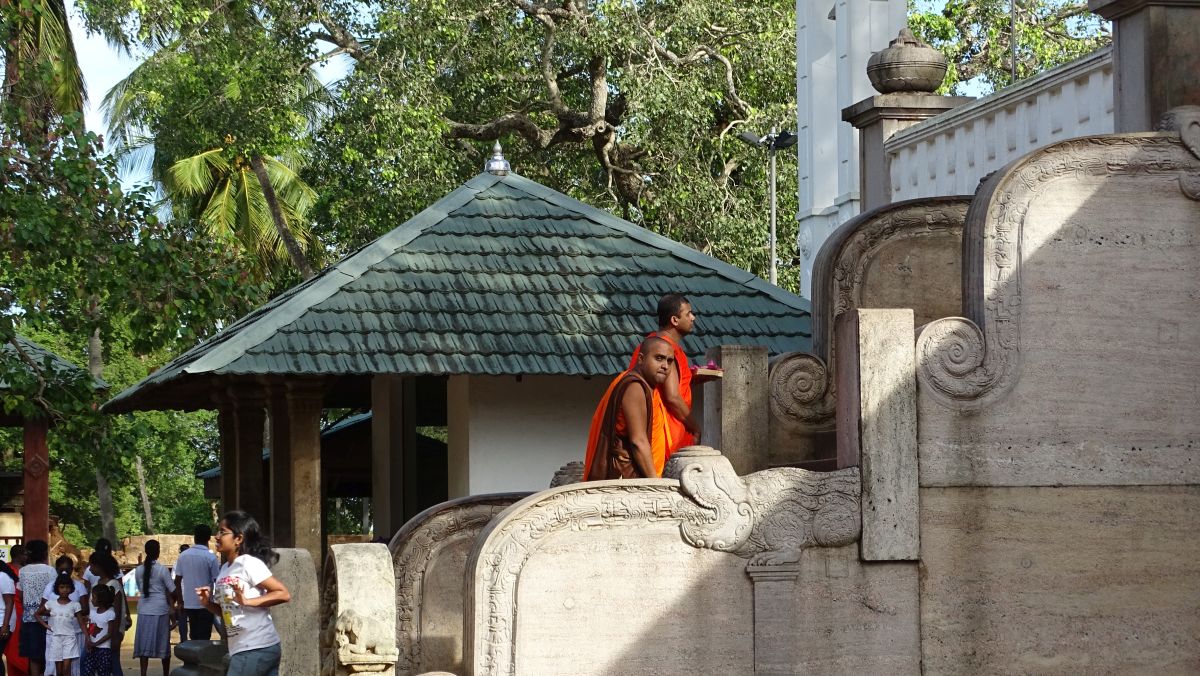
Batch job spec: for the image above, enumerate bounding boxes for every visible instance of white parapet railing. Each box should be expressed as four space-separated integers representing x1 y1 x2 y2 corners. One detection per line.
885 47 1113 201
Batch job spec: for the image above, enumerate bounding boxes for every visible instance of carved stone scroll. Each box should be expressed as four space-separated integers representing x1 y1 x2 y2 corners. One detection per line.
916 133 1200 410
464 447 862 675
773 198 969 433
664 447 861 565
321 544 399 676
389 493 529 676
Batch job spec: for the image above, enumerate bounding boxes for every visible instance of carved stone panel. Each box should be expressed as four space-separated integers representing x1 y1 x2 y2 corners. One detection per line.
321 544 399 676
916 133 1200 486
388 493 529 676
773 197 968 435
464 448 863 675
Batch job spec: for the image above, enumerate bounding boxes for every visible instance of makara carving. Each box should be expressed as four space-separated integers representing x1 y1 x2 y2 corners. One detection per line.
916 134 1200 410
772 198 969 432
665 447 861 565
467 447 862 675
390 495 527 675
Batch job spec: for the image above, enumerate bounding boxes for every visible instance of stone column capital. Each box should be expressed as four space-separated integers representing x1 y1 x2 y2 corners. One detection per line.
1089 0 1200 20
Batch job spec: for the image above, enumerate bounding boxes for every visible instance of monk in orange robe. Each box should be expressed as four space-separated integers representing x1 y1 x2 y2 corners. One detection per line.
627 294 700 461
583 337 675 480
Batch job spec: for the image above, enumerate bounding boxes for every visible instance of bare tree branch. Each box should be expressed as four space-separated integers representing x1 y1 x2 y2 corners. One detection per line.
446 113 556 148
648 40 750 118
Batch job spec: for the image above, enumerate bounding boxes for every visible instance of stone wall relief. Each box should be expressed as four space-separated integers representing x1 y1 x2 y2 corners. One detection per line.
465 446 863 675
772 198 969 434
389 494 529 676
321 544 400 676
915 133 1200 411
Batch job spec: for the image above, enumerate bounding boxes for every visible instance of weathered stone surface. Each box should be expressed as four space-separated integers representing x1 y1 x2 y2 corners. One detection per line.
321 544 399 676
466 480 753 676
792 546 920 674
389 494 528 676
843 310 919 561
916 134 1200 486
271 548 320 676
774 197 967 440
921 486 1200 672
702 345 769 475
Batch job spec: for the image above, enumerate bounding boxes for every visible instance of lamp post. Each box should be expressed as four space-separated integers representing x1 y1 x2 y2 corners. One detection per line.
737 127 797 286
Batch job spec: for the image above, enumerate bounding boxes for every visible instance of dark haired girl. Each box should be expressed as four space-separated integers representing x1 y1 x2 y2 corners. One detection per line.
197 511 290 675
18 540 55 676
131 541 176 676
81 539 113 593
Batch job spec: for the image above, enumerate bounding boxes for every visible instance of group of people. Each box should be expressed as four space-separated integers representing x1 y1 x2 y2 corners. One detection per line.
0 510 290 676
583 294 709 480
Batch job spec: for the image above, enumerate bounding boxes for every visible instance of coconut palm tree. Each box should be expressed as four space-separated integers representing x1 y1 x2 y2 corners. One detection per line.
101 19 331 280
1 0 85 135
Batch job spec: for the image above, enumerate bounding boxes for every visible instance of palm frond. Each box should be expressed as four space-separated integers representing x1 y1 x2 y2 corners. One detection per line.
167 149 229 196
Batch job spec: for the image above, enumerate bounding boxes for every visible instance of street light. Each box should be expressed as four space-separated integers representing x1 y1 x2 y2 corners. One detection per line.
737 127 797 285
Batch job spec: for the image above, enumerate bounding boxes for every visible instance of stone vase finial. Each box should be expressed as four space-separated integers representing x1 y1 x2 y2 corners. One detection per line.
867 28 948 94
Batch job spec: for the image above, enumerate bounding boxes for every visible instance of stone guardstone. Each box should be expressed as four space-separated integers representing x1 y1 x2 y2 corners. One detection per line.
322 544 399 675
270 548 320 676
171 639 229 675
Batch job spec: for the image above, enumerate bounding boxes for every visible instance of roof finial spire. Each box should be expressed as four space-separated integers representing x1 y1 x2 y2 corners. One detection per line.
484 140 511 176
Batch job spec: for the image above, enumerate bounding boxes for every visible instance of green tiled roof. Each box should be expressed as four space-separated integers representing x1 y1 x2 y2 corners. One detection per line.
0 335 101 391
105 171 810 412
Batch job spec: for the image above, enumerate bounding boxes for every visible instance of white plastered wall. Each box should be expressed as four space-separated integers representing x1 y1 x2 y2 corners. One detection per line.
447 375 609 497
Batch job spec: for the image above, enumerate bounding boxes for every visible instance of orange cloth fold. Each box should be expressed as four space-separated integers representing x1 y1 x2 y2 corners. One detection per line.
628 332 694 458
583 370 669 479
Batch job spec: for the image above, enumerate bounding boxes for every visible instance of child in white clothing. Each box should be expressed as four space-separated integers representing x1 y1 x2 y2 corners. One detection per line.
37 575 85 676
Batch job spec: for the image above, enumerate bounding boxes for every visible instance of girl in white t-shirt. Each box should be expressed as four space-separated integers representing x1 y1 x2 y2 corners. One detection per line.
36 575 84 676
81 584 116 676
197 511 290 676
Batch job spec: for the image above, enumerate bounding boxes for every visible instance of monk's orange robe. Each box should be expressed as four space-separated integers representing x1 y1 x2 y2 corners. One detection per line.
628 332 694 459
582 371 669 479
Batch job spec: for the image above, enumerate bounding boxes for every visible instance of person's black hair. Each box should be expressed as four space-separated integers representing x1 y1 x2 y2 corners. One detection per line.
54 554 73 574
91 583 115 608
9 544 25 562
25 540 48 564
221 511 278 566
142 539 160 599
53 573 73 596
656 294 690 328
94 552 120 580
193 523 212 544
93 538 113 555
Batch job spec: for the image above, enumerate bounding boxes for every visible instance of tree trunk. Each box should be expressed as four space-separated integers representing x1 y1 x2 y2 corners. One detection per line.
249 154 315 279
88 327 118 543
135 454 155 533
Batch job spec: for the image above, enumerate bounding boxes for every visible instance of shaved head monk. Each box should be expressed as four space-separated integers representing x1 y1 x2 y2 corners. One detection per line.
627 294 701 463
583 337 674 480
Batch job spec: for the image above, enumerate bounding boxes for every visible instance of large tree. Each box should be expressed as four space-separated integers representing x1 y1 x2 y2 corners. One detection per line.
910 0 1110 94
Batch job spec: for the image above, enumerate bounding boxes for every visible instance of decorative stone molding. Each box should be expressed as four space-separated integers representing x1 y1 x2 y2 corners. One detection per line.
773 198 969 432
321 544 399 676
1157 106 1200 199
465 447 862 675
916 134 1200 410
389 494 529 675
548 461 583 487
665 447 861 565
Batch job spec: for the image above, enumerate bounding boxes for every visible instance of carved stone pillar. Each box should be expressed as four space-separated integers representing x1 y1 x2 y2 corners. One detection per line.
1090 0 1200 132
287 381 324 568
231 386 267 522
22 418 50 543
746 563 801 676
268 389 294 547
701 345 769 475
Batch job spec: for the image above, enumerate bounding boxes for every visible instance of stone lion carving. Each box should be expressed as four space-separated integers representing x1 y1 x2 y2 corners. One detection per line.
336 609 400 662
664 446 861 565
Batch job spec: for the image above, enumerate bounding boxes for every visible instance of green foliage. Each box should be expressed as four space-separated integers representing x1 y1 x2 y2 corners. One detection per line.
307 0 802 290
909 0 1110 95
0 0 85 132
